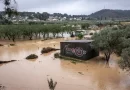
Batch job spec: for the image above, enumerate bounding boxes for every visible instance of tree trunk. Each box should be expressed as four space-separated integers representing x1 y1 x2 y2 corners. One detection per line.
62 32 64 37
29 36 32 40
12 35 15 42
38 33 41 39
35 33 38 39
104 52 111 64
7 35 11 40
47 33 49 38
53 33 56 38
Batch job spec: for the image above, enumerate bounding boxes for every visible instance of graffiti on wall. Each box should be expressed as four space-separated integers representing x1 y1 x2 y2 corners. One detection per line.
64 44 87 57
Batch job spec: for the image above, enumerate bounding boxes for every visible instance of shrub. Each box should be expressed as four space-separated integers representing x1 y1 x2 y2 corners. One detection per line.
118 47 130 70
77 33 84 39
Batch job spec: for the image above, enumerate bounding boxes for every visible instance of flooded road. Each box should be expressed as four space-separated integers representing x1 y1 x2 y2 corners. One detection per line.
0 38 130 90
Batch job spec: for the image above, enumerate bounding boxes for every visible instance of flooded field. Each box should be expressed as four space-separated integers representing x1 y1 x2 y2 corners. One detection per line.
0 38 130 90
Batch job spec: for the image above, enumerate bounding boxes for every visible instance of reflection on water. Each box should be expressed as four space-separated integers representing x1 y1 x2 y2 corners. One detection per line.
0 38 129 90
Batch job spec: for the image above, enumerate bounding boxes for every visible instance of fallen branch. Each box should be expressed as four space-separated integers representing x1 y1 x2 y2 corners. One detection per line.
0 60 16 64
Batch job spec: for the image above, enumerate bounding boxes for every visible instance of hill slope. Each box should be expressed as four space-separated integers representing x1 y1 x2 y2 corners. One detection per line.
89 9 130 19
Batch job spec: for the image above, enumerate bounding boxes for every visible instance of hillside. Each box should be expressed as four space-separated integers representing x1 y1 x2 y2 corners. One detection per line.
89 9 130 19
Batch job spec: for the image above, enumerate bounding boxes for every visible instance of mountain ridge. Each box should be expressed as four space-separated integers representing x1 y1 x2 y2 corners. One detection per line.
88 9 130 19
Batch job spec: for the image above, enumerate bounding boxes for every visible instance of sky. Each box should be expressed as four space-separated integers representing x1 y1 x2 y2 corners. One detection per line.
0 0 130 15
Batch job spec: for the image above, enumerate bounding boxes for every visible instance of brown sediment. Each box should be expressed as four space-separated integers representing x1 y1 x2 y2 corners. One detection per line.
0 38 129 90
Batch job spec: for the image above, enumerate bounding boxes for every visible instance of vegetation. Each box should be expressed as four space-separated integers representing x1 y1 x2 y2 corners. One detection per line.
2 0 18 17
26 54 38 59
81 23 90 29
118 47 130 70
0 24 75 42
77 33 84 40
92 27 130 64
89 9 130 20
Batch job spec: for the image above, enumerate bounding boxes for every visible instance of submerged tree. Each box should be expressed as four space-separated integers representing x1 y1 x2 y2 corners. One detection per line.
92 29 123 63
118 47 130 71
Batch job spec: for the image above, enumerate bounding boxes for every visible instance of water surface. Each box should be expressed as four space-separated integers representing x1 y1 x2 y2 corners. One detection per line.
0 38 130 90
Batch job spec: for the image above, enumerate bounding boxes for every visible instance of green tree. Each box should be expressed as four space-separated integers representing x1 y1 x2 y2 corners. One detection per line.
81 23 90 29
92 29 123 63
118 47 130 70
77 33 84 39
41 12 49 20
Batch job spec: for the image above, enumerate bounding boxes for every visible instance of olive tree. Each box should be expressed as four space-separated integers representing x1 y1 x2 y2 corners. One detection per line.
81 23 90 29
118 47 130 70
92 29 123 63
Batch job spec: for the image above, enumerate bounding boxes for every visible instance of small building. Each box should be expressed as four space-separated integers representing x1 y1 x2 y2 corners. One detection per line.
60 40 99 60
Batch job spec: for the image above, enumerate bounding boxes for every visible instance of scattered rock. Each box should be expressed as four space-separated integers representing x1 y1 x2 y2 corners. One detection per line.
0 60 16 64
41 47 59 54
26 54 38 59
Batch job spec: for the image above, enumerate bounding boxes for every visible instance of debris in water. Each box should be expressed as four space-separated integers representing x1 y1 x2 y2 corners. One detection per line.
0 44 4 46
0 60 16 64
10 44 15 46
0 84 5 90
47 78 57 90
78 72 84 75
26 54 38 59
41 47 59 54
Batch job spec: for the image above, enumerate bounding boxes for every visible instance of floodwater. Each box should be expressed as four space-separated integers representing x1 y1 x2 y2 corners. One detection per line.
0 38 130 90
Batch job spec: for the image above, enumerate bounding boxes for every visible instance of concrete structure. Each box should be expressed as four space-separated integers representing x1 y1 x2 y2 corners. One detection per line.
60 40 99 60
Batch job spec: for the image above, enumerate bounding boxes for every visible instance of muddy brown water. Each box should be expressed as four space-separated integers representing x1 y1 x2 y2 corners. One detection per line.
0 38 130 90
